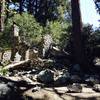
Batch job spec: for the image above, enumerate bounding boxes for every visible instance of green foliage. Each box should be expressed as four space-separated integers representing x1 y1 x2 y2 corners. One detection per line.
81 24 100 63
44 21 71 47
0 68 8 76
82 24 100 49
7 0 71 25
1 12 71 48
4 13 43 45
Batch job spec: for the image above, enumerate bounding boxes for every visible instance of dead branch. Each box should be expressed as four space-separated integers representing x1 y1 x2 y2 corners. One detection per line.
4 59 31 70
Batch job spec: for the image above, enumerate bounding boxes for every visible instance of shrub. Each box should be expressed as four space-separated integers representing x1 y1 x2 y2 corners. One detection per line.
44 21 71 47
3 13 43 47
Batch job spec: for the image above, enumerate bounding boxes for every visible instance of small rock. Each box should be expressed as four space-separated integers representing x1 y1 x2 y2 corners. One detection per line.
55 70 70 85
14 52 21 62
85 75 99 86
54 87 68 94
29 69 37 74
93 84 100 92
32 86 41 92
37 69 54 84
67 83 82 93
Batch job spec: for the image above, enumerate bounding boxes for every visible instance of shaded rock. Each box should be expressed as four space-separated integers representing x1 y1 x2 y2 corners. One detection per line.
67 83 82 93
70 75 82 83
93 84 100 92
32 86 41 92
0 82 20 100
70 64 83 75
0 83 11 100
37 69 54 84
85 75 100 86
55 70 70 85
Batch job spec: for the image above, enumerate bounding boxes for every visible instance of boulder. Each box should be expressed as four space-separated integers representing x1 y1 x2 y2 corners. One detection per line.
0 83 11 100
67 83 82 93
93 84 100 92
0 82 20 100
37 69 54 84
85 75 100 86
55 70 70 85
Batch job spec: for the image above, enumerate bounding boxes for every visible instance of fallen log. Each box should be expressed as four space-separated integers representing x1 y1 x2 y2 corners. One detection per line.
0 75 42 89
3 59 31 70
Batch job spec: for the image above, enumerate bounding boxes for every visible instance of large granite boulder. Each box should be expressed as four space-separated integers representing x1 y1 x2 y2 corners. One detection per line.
55 70 70 85
37 69 54 84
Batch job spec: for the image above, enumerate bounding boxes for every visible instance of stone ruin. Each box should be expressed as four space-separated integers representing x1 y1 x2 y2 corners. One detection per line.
9 23 54 68
38 34 53 59
10 22 30 62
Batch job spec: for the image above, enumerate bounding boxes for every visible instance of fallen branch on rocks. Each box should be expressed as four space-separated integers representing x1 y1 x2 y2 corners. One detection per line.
0 75 43 89
3 59 31 70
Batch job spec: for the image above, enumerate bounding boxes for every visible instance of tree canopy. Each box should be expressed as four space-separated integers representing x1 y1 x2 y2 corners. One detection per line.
94 0 100 14
0 0 100 69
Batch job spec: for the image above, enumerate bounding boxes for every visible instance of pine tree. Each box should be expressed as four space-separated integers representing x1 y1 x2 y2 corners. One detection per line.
71 0 86 68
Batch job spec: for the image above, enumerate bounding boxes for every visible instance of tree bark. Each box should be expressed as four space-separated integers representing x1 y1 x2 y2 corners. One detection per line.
27 0 33 14
0 0 5 32
19 0 23 14
71 0 85 66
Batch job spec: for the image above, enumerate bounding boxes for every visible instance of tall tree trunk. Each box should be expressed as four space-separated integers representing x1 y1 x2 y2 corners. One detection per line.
0 0 5 32
71 0 85 67
19 0 23 14
35 0 38 14
27 0 33 14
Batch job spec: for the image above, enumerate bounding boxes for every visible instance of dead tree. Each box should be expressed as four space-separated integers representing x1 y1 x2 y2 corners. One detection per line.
10 22 30 61
10 22 20 61
0 0 5 32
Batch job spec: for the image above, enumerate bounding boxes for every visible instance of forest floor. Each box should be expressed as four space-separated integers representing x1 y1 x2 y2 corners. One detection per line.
0 51 100 100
